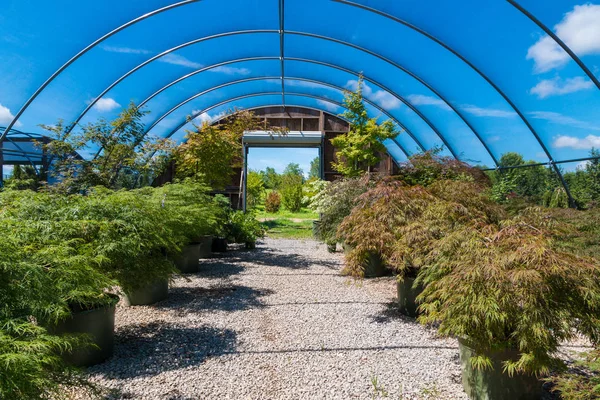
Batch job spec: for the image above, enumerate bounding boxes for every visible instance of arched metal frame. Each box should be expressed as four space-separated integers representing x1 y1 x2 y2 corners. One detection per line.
64 29 469 160
507 0 600 91
97 55 458 161
155 91 413 160
141 76 424 152
133 55 454 157
3 0 599 206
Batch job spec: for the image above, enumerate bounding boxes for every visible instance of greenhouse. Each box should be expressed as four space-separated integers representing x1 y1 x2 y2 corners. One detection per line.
1 1 600 399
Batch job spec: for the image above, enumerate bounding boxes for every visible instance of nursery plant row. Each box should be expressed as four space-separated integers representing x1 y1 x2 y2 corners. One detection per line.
0 180 263 399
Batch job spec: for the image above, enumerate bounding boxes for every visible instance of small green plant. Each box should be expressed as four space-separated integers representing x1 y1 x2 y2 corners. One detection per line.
246 171 265 209
264 190 281 213
370 374 389 398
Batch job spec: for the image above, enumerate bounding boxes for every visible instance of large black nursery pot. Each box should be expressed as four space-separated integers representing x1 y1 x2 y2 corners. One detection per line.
194 235 213 258
123 278 169 306
343 244 388 278
211 237 228 253
396 276 423 317
458 338 544 400
173 243 201 274
50 294 119 367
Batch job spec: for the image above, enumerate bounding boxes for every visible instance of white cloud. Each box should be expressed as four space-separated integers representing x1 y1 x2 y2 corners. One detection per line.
210 65 251 75
528 111 600 131
530 76 593 98
192 110 226 124
159 53 203 69
316 99 339 112
406 94 451 111
286 80 324 89
460 105 516 118
91 98 121 112
577 160 591 170
527 4 600 73
345 80 401 109
0 103 21 127
553 134 600 149
101 46 151 55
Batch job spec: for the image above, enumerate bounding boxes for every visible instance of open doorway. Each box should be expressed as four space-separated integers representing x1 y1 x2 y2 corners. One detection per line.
243 134 323 239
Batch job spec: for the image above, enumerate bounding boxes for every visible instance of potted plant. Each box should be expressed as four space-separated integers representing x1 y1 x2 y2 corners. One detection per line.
83 187 178 306
227 210 265 249
1 192 120 368
310 176 372 253
152 181 217 273
417 212 600 399
211 194 233 252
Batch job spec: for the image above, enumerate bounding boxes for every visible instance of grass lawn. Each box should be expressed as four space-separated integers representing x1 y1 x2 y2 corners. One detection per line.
252 205 318 239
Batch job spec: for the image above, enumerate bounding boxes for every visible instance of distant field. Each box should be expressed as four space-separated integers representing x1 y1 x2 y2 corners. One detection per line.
254 205 318 239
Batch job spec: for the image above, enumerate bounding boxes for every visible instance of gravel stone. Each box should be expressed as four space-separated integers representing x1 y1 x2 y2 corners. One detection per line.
77 238 586 399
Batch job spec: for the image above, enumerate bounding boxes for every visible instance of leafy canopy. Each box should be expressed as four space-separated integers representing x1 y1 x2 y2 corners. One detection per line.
331 76 398 177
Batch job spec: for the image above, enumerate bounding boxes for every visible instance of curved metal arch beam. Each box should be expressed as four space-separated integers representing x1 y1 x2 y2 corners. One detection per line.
0 0 203 140
330 0 573 202
63 30 278 137
160 91 412 161
507 0 600 91
142 75 423 153
3 138 41 174
75 29 477 162
134 55 455 160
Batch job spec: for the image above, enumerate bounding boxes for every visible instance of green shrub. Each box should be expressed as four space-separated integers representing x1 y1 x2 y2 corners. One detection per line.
313 176 372 244
265 191 281 213
227 211 264 246
246 171 265 209
280 174 303 212
417 210 600 376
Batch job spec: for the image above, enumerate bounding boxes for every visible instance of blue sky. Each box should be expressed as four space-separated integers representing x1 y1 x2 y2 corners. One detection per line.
248 147 319 177
0 0 599 170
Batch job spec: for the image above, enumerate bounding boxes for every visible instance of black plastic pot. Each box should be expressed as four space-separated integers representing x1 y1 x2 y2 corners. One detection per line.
193 235 213 258
312 220 321 239
245 241 256 249
458 337 544 400
123 278 169 306
173 243 201 274
343 244 388 278
211 237 228 253
50 295 118 367
396 276 423 317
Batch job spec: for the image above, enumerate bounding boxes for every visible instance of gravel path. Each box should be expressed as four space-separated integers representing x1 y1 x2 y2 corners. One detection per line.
83 239 471 399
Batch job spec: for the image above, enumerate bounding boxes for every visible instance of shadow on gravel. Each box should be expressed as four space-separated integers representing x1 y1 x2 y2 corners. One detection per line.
93 321 237 379
369 301 419 324
248 248 341 270
195 262 246 279
155 284 274 313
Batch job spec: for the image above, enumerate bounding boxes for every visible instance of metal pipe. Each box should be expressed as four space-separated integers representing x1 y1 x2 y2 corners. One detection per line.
0 0 202 141
142 77 420 153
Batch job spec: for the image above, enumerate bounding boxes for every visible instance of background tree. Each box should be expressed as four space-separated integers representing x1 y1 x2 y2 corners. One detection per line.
279 162 305 212
246 170 265 209
309 156 321 179
260 166 281 189
283 162 304 179
331 75 398 177
176 110 276 190
40 102 175 193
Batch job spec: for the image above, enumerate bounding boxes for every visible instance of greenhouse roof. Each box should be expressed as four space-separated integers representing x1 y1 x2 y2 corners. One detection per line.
0 0 599 172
